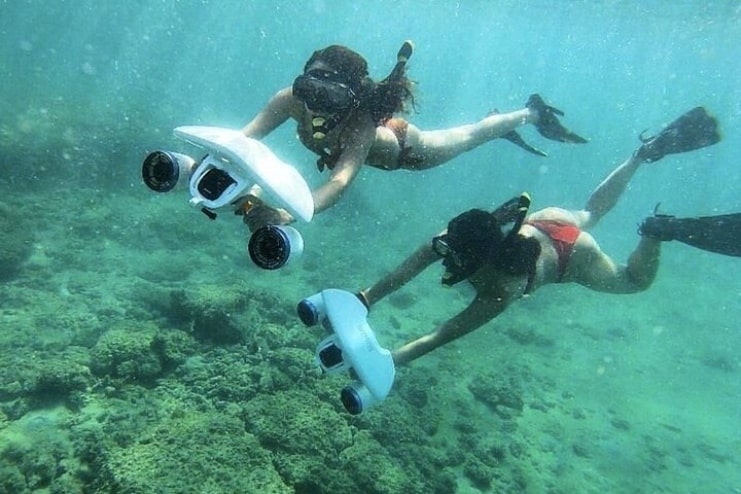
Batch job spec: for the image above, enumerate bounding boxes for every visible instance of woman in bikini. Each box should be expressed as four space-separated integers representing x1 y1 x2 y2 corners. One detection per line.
240 41 586 228
353 107 721 366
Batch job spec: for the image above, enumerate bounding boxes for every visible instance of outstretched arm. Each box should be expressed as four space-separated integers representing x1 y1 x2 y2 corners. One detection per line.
241 93 370 228
360 243 441 307
392 294 509 366
242 87 297 139
310 116 376 213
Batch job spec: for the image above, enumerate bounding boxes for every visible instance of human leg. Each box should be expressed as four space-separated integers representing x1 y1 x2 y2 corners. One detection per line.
581 152 646 229
397 94 586 170
401 108 534 169
571 233 660 293
625 237 662 290
579 107 721 230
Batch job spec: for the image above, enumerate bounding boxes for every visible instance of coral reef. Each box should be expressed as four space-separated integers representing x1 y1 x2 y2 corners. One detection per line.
89 322 165 384
468 368 525 419
0 347 92 420
164 283 297 346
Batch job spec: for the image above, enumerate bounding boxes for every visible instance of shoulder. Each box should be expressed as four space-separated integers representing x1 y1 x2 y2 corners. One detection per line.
269 86 304 115
271 86 295 103
276 85 293 97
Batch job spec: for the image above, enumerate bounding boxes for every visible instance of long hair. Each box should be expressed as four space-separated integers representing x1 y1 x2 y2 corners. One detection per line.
304 45 369 92
367 62 415 124
305 44 415 124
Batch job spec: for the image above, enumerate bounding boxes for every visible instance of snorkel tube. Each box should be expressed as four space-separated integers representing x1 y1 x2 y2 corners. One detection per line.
493 192 539 293
497 192 531 242
383 40 414 84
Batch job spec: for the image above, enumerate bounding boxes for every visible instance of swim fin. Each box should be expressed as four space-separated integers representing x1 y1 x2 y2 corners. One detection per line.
635 107 721 163
502 130 548 157
526 94 588 144
639 212 741 257
489 109 548 156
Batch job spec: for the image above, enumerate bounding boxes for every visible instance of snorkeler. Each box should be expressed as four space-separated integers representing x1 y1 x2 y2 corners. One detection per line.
240 41 586 229
351 107 729 366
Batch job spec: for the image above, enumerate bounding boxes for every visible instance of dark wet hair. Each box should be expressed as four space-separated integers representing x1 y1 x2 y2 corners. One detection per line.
367 63 414 123
304 45 369 90
446 209 503 264
441 208 540 286
490 235 541 276
439 209 502 285
304 44 414 124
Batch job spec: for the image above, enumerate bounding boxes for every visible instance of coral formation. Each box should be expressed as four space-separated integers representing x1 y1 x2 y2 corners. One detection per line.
90 323 165 384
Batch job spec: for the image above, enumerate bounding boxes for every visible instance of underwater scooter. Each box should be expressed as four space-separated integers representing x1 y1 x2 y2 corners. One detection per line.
141 126 315 269
297 289 395 415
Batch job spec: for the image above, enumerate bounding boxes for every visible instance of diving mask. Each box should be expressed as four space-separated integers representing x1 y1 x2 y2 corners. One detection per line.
292 69 359 115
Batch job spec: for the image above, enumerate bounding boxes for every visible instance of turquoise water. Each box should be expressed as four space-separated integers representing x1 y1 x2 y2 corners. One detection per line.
1 1 739 492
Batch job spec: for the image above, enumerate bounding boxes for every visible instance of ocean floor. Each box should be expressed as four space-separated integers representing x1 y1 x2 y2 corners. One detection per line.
1 0 739 491
0 177 739 493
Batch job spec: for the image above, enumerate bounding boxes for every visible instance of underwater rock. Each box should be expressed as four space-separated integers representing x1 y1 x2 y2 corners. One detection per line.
90 324 163 383
259 346 317 391
1 407 76 491
31 359 91 410
395 370 439 409
0 346 91 417
168 287 247 345
242 390 389 492
1 435 70 491
468 371 525 418
100 410 290 493
177 347 261 404
149 329 198 371
362 394 441 445
165 284 296 346
335 429 425 494
243 390 353 455
463 454 496 489
173 332 316 405
430 468 458 494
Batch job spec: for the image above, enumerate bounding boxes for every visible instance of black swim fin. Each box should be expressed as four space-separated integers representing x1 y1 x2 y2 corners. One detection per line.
489 109 548 157
502 131 548 157
635 107 721 163
526 94 588 144
639 212 741 257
